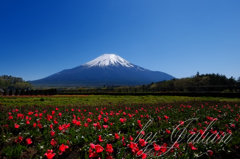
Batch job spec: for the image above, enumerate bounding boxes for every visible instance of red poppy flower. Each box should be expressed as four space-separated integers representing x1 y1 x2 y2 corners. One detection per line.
90 143 95 149
207 150 213 156
188 142 197 150
128 142 138 149
104 117 108 122
105 144 113 154
139 138 147 147
14 123 19 129
106 156 113 159
136 150 147 159
115 133 120 140
15 135 23 143
76 121 81 126
87 118 92 122
50 130 55 136
129 135 133 141
174 142 180 149
179 121 184 125
103 125 108 129
89 148 98 158
98 135 103 142
154 143 160 151
50 139 57 146
164 115 169 120
166 129 171 134
58 125 63 131
26 138 32 145
59 144 69 155
44 150 56 159
95 144 104 153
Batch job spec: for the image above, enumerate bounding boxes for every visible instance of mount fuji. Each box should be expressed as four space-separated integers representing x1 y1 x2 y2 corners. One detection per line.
31 54 175 87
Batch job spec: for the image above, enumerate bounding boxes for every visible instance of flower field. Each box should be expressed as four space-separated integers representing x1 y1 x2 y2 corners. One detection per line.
0 97 240 159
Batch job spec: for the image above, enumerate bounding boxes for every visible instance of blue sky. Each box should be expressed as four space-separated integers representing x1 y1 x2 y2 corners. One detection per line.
0 0 239 81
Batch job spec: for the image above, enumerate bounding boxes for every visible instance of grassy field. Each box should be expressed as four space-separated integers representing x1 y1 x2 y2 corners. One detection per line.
0 95 240 107
0 95 240 159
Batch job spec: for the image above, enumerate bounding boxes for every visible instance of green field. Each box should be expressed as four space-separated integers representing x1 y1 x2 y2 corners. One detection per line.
1 95 240 107
0 95 240 159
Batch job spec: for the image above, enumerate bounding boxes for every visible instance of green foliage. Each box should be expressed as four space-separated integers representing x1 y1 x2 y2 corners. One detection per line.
0 75 32 89
0 95 239 107
2 144 27 158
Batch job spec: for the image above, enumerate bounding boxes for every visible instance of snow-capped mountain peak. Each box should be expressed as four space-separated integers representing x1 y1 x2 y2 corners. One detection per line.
82 54 134 68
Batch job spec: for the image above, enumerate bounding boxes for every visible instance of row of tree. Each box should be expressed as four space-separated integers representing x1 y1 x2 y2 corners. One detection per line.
2 89 57 96
58 73 240 93
0 75 32 89
1 73 240 94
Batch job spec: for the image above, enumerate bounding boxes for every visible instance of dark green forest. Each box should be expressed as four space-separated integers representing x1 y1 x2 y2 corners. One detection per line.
0 75 32 89
59 73 240 93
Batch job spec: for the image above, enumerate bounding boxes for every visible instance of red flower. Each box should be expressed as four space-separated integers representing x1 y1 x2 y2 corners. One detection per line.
164 115 169 120
153 143 160 151
139 138 147 147
14 123 19 129
59 144 69 155
128 142 138 149
157 143 168 155
179 121 184 125
106 156 113 159
15 135 23 143
98 135 104 142
84 123 89 127
26 138 32 145
105 144 113 154
95 144 104 153
58 125 63 131
89 143 95 149
26 120 30 124
174 142 180 149
103 125 108 129
50 130 55 136
188 142 197 150
87 118 92 122
54 120 58 124
166 129 171 134
136 150 147 159
50 139 57 146
104 117 109 122
76 121 81 126
89 148 98 158
231 124 235 128
129 135 134 141
44 150 56 159
120 118 126 123
38 124 43 129
207 150 213 156
115 133 120 140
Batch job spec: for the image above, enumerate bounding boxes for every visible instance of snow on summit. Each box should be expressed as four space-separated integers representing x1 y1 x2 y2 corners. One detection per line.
82 54 134 68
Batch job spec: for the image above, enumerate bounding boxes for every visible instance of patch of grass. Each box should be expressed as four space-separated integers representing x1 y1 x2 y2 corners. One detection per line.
0 95 239 107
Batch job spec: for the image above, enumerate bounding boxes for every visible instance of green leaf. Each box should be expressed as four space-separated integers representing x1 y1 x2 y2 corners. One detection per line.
85 151 89 159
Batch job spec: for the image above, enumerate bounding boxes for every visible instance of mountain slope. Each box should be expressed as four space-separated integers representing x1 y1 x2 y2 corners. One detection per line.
31 54 175 86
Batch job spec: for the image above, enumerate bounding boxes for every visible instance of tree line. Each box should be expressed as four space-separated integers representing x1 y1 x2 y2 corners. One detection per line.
0 75 57 96
0 75 32 89
58 73 240 93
